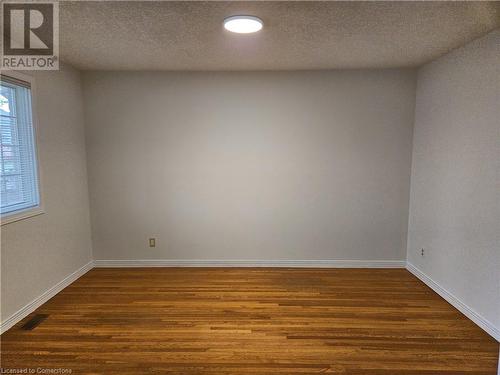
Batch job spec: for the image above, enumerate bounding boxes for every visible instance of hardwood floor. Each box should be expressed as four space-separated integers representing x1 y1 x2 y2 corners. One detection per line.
1 268 498 374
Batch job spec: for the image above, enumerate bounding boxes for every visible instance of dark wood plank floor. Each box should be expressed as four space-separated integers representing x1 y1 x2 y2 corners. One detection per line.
1 268 498 374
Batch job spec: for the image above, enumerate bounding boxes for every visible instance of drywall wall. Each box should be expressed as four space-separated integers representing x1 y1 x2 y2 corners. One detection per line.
1 64 93 321
84 69 416 262
407 30 500 332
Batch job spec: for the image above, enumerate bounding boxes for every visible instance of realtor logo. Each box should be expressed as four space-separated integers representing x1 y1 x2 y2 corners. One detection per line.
1 1 59 70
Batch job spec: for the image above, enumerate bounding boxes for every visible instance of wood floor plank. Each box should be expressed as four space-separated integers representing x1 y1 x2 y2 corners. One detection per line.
1 268 498 374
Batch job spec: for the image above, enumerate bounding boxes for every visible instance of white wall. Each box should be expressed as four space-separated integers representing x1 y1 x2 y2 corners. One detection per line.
1 64 93 321
407 30 500 332
83 69 416 262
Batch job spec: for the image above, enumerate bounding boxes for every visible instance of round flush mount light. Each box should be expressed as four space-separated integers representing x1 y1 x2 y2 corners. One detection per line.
224 15 263 34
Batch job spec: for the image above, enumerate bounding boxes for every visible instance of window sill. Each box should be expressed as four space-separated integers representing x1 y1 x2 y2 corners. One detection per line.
1 207 45 226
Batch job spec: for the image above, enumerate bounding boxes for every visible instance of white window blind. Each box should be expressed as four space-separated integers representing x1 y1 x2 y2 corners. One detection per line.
0 75 40 218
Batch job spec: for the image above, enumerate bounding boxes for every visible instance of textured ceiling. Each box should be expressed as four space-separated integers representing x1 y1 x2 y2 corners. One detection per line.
60 1 500 71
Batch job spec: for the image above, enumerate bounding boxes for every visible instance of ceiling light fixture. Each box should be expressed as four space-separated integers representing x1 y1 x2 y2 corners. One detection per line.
224 15 263 34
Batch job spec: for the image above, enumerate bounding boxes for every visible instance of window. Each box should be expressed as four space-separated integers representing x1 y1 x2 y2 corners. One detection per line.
0 74 41 223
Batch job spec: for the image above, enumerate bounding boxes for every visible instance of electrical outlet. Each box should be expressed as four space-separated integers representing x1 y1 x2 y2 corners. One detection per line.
149 238 156 247
421 248 425 256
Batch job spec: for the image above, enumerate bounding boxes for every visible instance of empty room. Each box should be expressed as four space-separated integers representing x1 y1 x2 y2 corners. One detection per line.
0 1 499 373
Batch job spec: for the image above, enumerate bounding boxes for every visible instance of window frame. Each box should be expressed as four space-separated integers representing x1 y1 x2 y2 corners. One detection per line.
1 71 44 225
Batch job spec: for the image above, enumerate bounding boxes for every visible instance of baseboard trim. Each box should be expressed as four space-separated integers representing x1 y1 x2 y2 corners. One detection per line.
406 262 499 342
0 260 94 334
2 259 496 343
93 259 406 268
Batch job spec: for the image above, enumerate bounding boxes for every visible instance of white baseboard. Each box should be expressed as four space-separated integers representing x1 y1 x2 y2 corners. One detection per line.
93 259 406 268
406 262 499 342
0 260 94 334
7 259 496 345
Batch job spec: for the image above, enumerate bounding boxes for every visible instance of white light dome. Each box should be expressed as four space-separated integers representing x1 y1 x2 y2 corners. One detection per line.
224 16 263 34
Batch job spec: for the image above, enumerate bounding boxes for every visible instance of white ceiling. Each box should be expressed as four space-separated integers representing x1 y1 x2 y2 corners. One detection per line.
60 1 500 71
